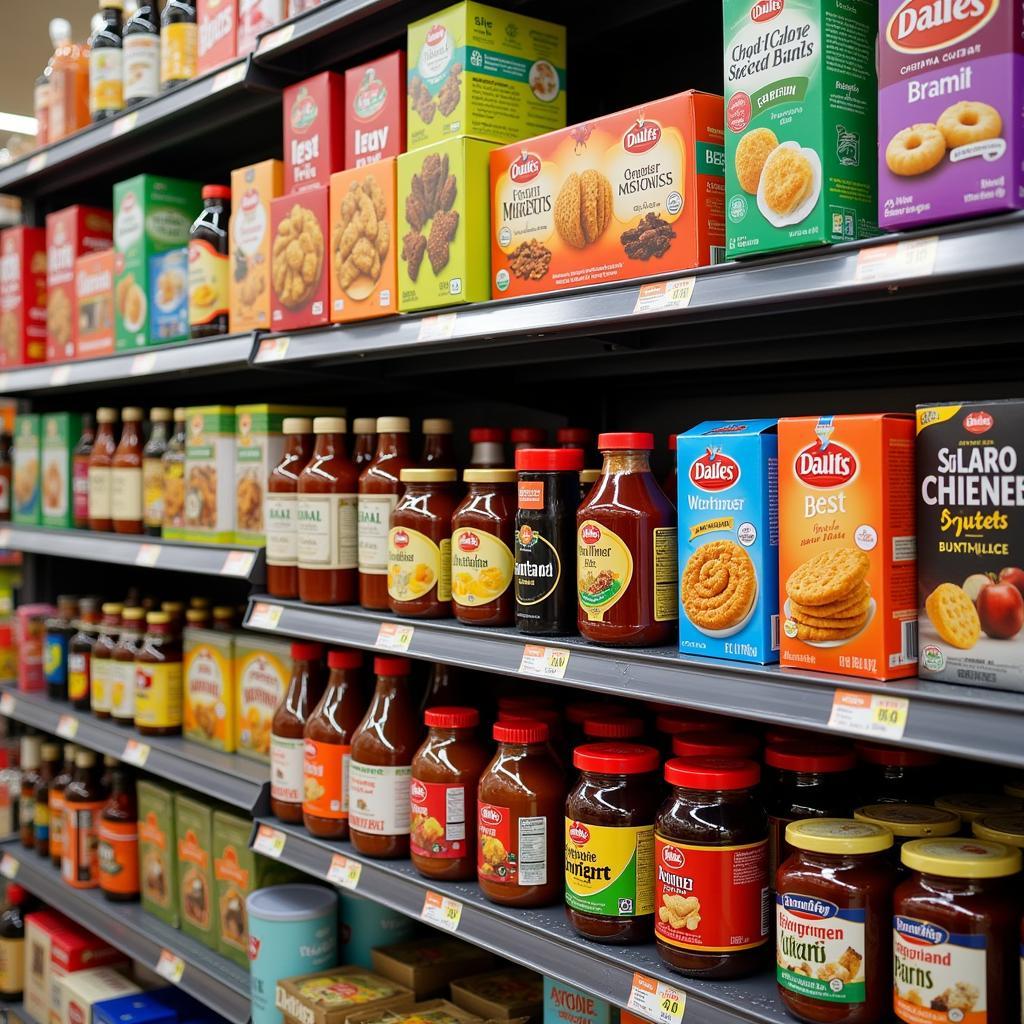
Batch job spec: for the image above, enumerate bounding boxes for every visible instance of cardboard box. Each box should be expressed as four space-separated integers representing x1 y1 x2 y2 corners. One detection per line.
723 0 878 257
92 993 176 1024
778 413 917 680
184 625 237 750
372 940 495 1000
238 0 284 56
543 979 617 1024
284 72 345 194
329 161 398 322
270 188 330 330
56 968 140 1024
175 792 216 948
139 779 179 927
449 969 543 1024
75 250 115 359
25 911 66 1024
490 90 724 300
406 3 566 151
345 52 405 169
46 205 113 362
397 138 495 311
275 968 414 1024
235 635 291 760
0 226 47 367
14 413 41 525
916 400 1024 689
47 919 128 1024
676 419 779 664
149 247 190 345
198 0 237 74
41 412 83 529
16 603 55 692
347 1002 482 1024
229 159 284 332
182 405 235 544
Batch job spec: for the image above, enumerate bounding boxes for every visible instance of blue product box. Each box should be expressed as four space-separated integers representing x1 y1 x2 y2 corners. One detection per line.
676 419 779 664
93 994 177 1024
148 247 189 343
544 977 618 1024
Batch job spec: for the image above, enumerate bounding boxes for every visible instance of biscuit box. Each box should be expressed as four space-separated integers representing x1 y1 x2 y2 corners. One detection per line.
406 2 566 151
41 412 83 529
184 624 237 750
138 779 179 927
275 968 414 1024
229 159 284 332
449 968 543 1024
197 0 237 75
284 72 345 194
676 419 779 665
345 51 406 169
397 138 495 311
175 792 216 949
778 414 918 680
490 90 725 301
0 226 47 368
235 635 291 760
149 247 190 344
13 413 42 525
722 0 879 257
75 250 116 359
270 188 330 330
181 405 235 543
878 0 1024 230
916 399 1024 690
370 938 495 999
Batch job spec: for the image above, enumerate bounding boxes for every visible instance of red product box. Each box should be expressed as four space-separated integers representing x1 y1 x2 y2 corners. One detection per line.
284 71 345 194
0 227 47 368
45 206 112 363
344 51 406 169
237 0 284 55
198 0 238 74
75 250 115 359
270 186 329 330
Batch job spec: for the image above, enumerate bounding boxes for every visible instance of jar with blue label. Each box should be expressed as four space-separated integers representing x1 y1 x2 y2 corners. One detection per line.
44 595 79 702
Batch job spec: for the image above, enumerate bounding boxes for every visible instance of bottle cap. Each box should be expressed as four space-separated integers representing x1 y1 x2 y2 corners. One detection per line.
765 741 856 774
598 432 654 450
470 427 505 443
854 804 961 839
510 427 545 444
96 407 118 423
146 611 170 625
353 417 377 434
856 742 940 767
582 716 645 740
327 649 362 670
374 656 411 676
425 706 479 729
671 730 759 759
282 417 313 435
901 837 1021 878
787 818 894 856
664 756 760 791
290 642 323 661
121 407 144 421
556 427 592 445
202 185 231 201
515 448 584 472
376 417 410 433
493 720 549 744
313 416 347 434
150 407 172 422
463 469 516 484
400 468 456 483
422 418 453 434
573 743 660 774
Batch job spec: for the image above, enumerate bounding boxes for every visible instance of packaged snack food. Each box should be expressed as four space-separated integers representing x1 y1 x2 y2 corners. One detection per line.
274 968 414 1024
237 0 283 56
543 979 618 1024
197 0 236 74
184 618 236 750
174 792 216 948
41 413 83 529
449 968 543 1023
284 72 345 194
345 52 405 169
0 227 47 368
74 250 115 359
182 405 235 543
13 414 41 526
235 635 291 760
270 189 329 330
229 159 283 332
370 939 494 1000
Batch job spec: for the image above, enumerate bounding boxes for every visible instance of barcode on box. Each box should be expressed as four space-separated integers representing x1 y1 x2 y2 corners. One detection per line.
771 614 780 652
710 246 727 265
891 619 918 668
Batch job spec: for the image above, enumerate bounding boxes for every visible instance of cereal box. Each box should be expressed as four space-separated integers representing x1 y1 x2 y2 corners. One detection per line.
916 400 1024 690
182 405 235 544
878 0 1023 230
184 625 236 750
41 413 83 529
329 161 397 322
56 969 140 1024
778 414 917 680
490 91 724 300
406 2 566 151
14 413 41 525
345 52 405 169
397 138 495 311
74 250 115 359
235 635 291 761
676 419 779 664
198 0 237 74
270 187 329 330
284 72 345 194
138 779 178 927
0 226 47 368
229 159 284 332
723 0 878 257
174 792 216 949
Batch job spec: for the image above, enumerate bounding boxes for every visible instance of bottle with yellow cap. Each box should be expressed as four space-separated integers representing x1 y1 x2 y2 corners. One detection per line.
972 812 1024 850
935 792 1023 834
135 610 183 736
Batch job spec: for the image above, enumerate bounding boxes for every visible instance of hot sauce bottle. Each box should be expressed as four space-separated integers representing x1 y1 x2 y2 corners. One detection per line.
19 737 41 850
469 427 506 468
421 418 455 468
511 427 545 451
111 406 144 535
90 603 122 719
62 749 106 889
351 418 377 469
110 607 145 728
88 408 118 532
135 611 183 736
68 598 102 710
98 763 138 902
267 417 314 600
189 185 231 339
48 744 76 869
72 415 95 530
89 0 124 122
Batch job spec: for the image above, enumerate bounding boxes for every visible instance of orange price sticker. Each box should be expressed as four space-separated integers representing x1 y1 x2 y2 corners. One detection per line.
257 22 295 53
111 111 139 138
27 153 47 175
375 622 414 652
211 62 245 93
854 236 938 285
0 854 18 879
627 973 686 1024
49 365 71 386
56 715 78 739
417 313 457 342
122 740 151 767
518 644 569 680
253 824 286 858
0 692 15 716
130 352 156 376
828 689 909 740
633 276 696 315
135 544 161 568
421 891 462 932
155 950 185 984
221 550 256 577
255 336 290 362
248 602 283 630
327 854 362 891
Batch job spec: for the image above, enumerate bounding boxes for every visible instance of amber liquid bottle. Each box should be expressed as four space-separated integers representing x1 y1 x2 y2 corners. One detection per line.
112 406 144 535
143 408 171 536
62 749 105 889
33 743 61 859
267 417 314 600
0 883 29 1002
420 418 455 467
49 744 76 869
98 765 139 902
135 612 183 736
88 408 118 532
19 737 42 850
351 418 377 470
110 608 145 727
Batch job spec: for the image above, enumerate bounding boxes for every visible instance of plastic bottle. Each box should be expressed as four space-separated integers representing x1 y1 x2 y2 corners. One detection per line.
89 1 125 122
0 883 29 1001
48 18 90 141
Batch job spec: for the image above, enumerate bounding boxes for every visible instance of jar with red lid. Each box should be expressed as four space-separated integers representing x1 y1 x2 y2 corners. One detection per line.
469 428 506 468
511 427 545 451
565 742 660 944
565 700 629 747
856 742 941 804
671 730 759 760
655 710 723 754
498 707 563 745
581 716 645 742
655 757 769 978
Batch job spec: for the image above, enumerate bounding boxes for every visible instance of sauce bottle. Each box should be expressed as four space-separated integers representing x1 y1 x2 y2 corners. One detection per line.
662 433 678 499
143 407 171 536
90 603 122 719
511 427 545 451
351 418 377 469
421 662 469 711
349 657 422 859
161 600 185 629
189 185 231 339
420 419 455 468
89 0 124 122
110 607 145 727
558 427 593 454
98 764 139 902
270 643 325 823
88 407 118 532
112 407 144 534
62 749 105 889
34 743 62 859
358 417 413 609
0 431 11 522
469 428 506 468
267 417 314 600
297 418 358 605
34 50 52 150
44 595 79 701
212 605 236 631
135 611 183 736
577 432 677 647
49 18 89 141
48 744 76 869
160 0 197 91
72 415 95 530
303 648 366 840
0 883 29 1002
123 0 160 107
163 408 187 533
19 736 41 849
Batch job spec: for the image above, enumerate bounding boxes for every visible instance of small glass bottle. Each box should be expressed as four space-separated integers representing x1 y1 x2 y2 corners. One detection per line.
110 607 145 727
469 427 506 468
351 418 377 469
189 185 231 338
71 415 94 529
160 0 197 91
48 744 76 869
111 407 144 535
19 737 41 850
212 606 236 631
33 743 61 859
143 407 171 536
89 0 124 122
62 749 106 889
68 597 102 710
267 417 314 600
98 764 139 902
162 408 187 534
90 603 122 719
420 419 456 468
88 407 118 532
511 427 545 451
135 611 183 736
123 0 160 106
44 595 79 701
0 883 29 1002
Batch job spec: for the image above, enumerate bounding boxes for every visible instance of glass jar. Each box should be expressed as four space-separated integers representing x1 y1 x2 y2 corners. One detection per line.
68 598 102 710
671 730 759 760
856 742 941 804
90 603 122 719
267 417 314 600
653 710 723 754
420 418 455 468
935 792 1023 834
853 803 961 873
564 700 629 748
972 811 1024 849
88 407 118 532
112 406 144 534
135 611 183 736
469 427 506 468
579 468 599 503
62 749 106 889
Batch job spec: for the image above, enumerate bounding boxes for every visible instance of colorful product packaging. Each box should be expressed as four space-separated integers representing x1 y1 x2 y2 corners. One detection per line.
490 90 724 300
56 967 140 1024
371 939 495 999
676 419 779 664
722 0 879 257
74 250 115 359
346 1003 480 1024
13 413 41 525
41 412 83 529
270 188 330 330
229 159 284 332
0 226 47 368
237 0 284 55
181 405 235 544
339 892 417 969
138 779 179 927
235 635 291 760
916 399 1024 690
284 72 345 194
197 0 237 74
184 624 236 750
16 603 55 692
406 2 566 151
345 51 406 169
449 968 543 1024
275 968 414 1024
175 792 216 948
544 978 617 1024
778 413 917 680
149 247 190 344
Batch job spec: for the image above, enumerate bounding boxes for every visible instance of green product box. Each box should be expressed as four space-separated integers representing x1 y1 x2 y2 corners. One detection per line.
13 414 41 525
397 138 495 312
113 174 202 350
40 413 82 529
722 0 878 257
174 792 216 948
138 779 179 927
407 2 566 151
179 405 235 544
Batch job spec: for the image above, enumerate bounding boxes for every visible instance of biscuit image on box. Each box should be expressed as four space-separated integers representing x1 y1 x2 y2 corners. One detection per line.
758 142 821 226
885 124 946 177
735 127 778 194
937 101 1001 149
555 170 612 249
272 204 324 310
925 582 980 651
682 540 757 636
784 547 875 646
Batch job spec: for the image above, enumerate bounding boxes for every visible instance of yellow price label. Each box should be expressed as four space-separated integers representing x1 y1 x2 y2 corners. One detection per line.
828 689 909 740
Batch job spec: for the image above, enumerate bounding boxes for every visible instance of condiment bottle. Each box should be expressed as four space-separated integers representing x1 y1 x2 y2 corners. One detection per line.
48 744 76 868
88 407 118 532
577 432 677 646
98 763 138 901
511 427 545 451
69 598 101 710
579 468 599 503
189 185 231 338
34 58 51 151
349 656 422 859
135 611 183 736
110 607 145 727
34 743 61 859
111 406 144 534
477 720 564 908
0 883 29 1001
271 643 325 823
451 469 517 627
72 415 94 529
303 648 365 840
856 742 942 804
267 417 314 600
19 736 41 849
351 418 377 469
90 603 122 719
185 606 210 631
420 418 455 468
49 18 90 140
44 595 79 701
160 0 197 91
62 748 106 889
0 431 10 523
89 0 124 122
143 407 171 536
410 706 489 882
297 418 358 605
515 448 584 636
671 730 760 760
161 600 185 629
581 716 645 741
558 427 593 456
212 605 236 631
654 710 723 754
421 662 469 711
358 417 413 609
853 804 961 873
565 700 631 748
162 408 187 533
469 427 506 468
387 468 456 618
123 0 160 106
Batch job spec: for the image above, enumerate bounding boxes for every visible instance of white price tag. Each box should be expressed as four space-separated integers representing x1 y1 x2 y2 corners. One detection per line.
375 622 414 652
130 352 156 376
633 277 696 315
248 602 283 630
416 313 457 342
111 111 139 137
421 891 462 932
211 62 245 93
135 544 161 568
122 740 151 767
854 236 938 284
56 715 78 739
155 950 185 984
0 529 10 549
221 550 256 577
518 644 569 680
327 854 362 890
257 22 295 53
828 689 910 740
627 973 686 1024
253 824 286 858
0 854 18 879
0 692 15 716
27 153 47 175
254 336 290 362
0 375 9 393
49 365 71 386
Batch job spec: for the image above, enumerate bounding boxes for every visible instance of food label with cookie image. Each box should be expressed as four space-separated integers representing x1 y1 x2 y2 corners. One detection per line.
565 819 654 918
184 628 235 750
236 639 291 761
410 779 468 859
184 405 237 543
41 412 81 529
577 520 634 622
0 227 47 369
776 892 866 1005
270 189 329 329
478 802 547 886
303 739 349 820
452 527 514 607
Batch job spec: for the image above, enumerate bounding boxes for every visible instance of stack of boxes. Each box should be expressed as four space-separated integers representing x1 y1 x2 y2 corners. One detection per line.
0 226 47 368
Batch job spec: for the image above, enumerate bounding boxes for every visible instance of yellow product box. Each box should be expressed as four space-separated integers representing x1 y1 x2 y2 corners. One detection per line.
346 1001 484 1024
235 635 291 761
371 938 495 999
183 625 237 751
276 967 414 1024
180 405 235 544
229 159 284 332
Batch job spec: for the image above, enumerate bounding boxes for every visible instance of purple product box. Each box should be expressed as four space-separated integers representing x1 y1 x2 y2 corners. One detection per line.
878 0 1023 230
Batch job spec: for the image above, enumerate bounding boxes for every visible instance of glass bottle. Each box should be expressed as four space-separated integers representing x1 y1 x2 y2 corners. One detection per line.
72 415 95 530
143 407 171 536
0 883 29 1001
0 432 12 522
112 406 144 534
212 606 235 632
189 185 231 338
98 765 138 902
49 18 90 141
162 408 187 534
123 0 160 107
44 595 79 701
34 59 52 150
110 607 145 727
48 744 76 869
469 428 506 468
88 407 118 532
19 737 41 850
90 603 122 719
420 418 455 468
62 749 105 889
160 0 196 91
135 611 183 736
89 0 124 122
351 418 377 469
267 417 314 600
33 743 61 859
510 427 545 451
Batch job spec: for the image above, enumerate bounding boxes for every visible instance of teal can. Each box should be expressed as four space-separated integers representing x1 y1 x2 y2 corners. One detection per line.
338 890 416 968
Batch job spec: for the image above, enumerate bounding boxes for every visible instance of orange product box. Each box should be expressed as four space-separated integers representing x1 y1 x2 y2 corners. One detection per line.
778 414 917 681
489 90 725 300
46 205 113 362
344 51 405 169
0 226 47 368
329 159 397 323
270 186 329 331
284 71 345 194
229 158 284 332
74 250 115 359
198 0 237 74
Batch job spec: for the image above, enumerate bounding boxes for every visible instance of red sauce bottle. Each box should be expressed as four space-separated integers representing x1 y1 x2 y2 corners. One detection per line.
71 416 94 529
267 416 314 600
111 407 145 535
469 427 506 468
511 427 545 451
62 749 106 889
351 418 377 469
420 418 455 468
98 764 139 902
88 408 118 532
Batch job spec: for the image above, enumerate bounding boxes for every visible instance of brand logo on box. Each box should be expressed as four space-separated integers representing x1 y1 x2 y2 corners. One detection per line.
568 821 590 845
509 151 542 183
426 24 447 46
354 69 387 120
623 117 662 154
410 780 427 803
751 0 784 21
290 88 318 134
661 845 685 869
690 448 741 491
392 529 409 548
964 410 994 434
457 530 480 552
794 441 857 488
885 0 998 52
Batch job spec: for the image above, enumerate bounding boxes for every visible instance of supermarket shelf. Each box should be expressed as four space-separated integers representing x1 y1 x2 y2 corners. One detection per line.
243 597 1024 769
0 686 267 812
0 526 265 584
0 841 251 1024
251 818 785 1024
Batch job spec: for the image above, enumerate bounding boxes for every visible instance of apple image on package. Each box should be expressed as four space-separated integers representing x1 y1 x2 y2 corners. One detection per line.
976 579 1024 640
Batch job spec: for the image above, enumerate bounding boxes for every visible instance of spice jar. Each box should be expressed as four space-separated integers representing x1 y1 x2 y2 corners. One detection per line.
777 819 896 1023
44 595 79 701
451 469 516 627
352 418 377 469
853 804 961 872
856 742 941 804
142 407 171 536
421 418 455 468
88 407 117 531
515 448 584 636
655 757 769 979
62 749 106 889
388 468 456 618
469 428 506 468
935 792 1023 834
671 730 759 760
90 603 122 719
110 607 145 727
577 432 677 646
267 417 314 600
68 598 102 710
410 706 489 882
565 742 660 944
98 763 138 902
111 407 144 534
135 611 183 736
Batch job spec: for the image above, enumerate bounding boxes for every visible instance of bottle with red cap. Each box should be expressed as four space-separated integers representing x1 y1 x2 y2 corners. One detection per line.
577 432 677 647
410 706 489 881
189 184 231 339
477 719 564 908
582 716 645 742
510 427 546 451
469 428 506 468
0 881 31 1001
855 741 942 804
557 427 594 460
303 648 367 841
671 730 760 760
653 710 725 754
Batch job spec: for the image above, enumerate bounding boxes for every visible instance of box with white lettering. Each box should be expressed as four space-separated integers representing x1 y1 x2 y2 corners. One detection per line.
284 72 345 194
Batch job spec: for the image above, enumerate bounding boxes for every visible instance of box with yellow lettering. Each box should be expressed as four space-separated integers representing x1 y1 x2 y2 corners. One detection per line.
235 635 291 761
184 624 236 751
